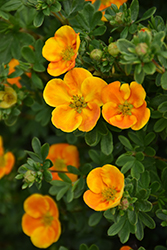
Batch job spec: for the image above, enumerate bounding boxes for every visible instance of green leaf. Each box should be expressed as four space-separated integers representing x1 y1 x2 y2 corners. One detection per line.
120 27 128 39
137 7 156 22
131 160 144 179
143 62 156 74
100 131 113 155
92 26 107 36
116 154 135 167
118 220 131 243
66 186 74 203
79 244 89 250
34 11 44 27
156 209 167 221
67 165 81 175
59 246 68 250
31 71 43 89
117 39 135 54
130 0 139 22
58 173 72 183
139 212 155 229
140 171 150 188
32 137 41 156
135 219 144 240
88 212 102 227
121 161 134 174
135 200 152 212
1 0 22 11
41 143 49 161
51 180 70 187
144 132 156 146
43 170 52 182
161 71 167 90
154 246 167 250
56 185 70 201
50 2 61 13
118 135 133 150
128 209 138 225
25 150 43 163
134 68 145 84
107 214 126 236
154 118 167 132
128 132 144 146
89 244 99 250
158 101 167 113
21 46 35 63
85 128 100 146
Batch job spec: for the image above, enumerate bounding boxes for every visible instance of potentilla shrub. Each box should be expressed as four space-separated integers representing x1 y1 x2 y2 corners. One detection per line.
0 0 167 250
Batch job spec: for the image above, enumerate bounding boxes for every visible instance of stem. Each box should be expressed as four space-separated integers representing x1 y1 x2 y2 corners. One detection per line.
152 59 165 73
51 11 69 25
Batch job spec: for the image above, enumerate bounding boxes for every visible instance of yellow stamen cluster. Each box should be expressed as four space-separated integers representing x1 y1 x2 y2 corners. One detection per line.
62 46 75 61
42 212 54 226
102 187 117 201
118 100 133 116
69 95 87 114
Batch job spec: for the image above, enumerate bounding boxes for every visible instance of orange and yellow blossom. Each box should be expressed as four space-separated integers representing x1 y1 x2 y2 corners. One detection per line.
120 246 133 250
22 193 61 249
0 136 15 179
102 81 150 130
43 68 107 132
42 25 80 77
47 143 79 182
85 0 127 11
83 164 124 211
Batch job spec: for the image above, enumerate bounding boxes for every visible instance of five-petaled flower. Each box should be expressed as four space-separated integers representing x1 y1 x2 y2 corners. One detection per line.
0 136 15 179
0 85 17 109
42 25 80 77
47 143 79 182
102 81 150 130
22 193 61 249
83 164 124 211
43 67 107 132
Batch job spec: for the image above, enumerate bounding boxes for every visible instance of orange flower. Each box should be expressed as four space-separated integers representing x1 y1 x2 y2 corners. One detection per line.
102 81 150 130
42 25 80 77
0 136 15 179
83 164 124 211
47 143 79 182
85 0 127 11
43 67 107 132
22 193 61 249
7 58 31 88
120 246 133 250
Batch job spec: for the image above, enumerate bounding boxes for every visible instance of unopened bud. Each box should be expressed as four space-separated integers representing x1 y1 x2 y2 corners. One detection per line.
108 42 119 57
24 170 36 182
90 49 103 61
115 12 123 24
119 198 130 210
135 43 148 56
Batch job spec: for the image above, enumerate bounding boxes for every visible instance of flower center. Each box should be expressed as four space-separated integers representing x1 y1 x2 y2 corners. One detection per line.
0 155 5 168
55 158 66 170
42 212 53 226
118 100 133 116
61 46 75 61
69 95 87 114
3 92 16 106
101 187 117 201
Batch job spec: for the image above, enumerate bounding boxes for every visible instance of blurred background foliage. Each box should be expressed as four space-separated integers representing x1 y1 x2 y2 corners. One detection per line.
1 0 167 250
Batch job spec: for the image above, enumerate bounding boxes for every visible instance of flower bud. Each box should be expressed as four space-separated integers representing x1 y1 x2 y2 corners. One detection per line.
24 170 36 183
108 42 119 57
135 43 148 56
0 86 17 109
115 12 123 24
119 198 130 210
90 49 103 61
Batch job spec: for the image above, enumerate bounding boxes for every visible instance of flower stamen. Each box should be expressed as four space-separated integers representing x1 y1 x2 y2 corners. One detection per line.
69 95 87 113
101 187 117 202
61 46 75 61
118 100 133 116
42 212 54 226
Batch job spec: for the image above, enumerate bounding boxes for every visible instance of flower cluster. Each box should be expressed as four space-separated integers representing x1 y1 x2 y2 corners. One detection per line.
22 193 61 248
0 135 15 179
47 143 80 182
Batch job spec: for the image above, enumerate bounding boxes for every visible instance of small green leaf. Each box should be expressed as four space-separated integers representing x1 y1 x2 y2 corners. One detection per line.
118 220 131 243
85 128 100 146
32 137 41 156
154 118 167 132
134 68 145 84
143 62 156 74
144 132 156 146
139 212 156 229
107 214 126 236
117 39 135 54
128 209 138 225
100 131 113 155
88 212 102 227
43 170 52 182
41 143 49 161
130 0 139 22
34 11 44 27
22 46 36 63
118 135 133 150
161 71 167 90
137 7 156 22
58 173 72 183
89 244 99 250
79 244 89 250
66 186 74 203
31 71 43 89
67 165 81 175
56 185 70 200
135 219 144 240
